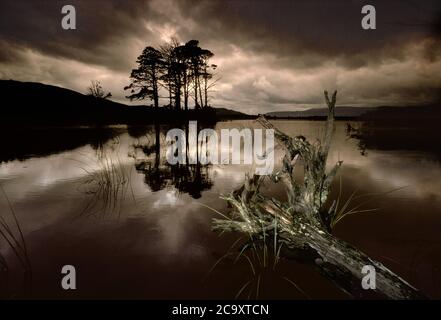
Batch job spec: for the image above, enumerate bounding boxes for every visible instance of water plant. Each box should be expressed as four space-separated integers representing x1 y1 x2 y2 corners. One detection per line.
77 140 135 217
0 185 32 297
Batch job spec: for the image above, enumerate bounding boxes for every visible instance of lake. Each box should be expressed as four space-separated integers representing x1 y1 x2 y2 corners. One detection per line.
1 120 441 299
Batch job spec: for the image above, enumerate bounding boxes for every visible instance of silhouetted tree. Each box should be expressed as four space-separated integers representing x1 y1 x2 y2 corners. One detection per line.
202 63 218 107
87 80 111 99
159 39 180 109
159 39 187 111
181 40 214 109
125 47 164 108
126 40 216 110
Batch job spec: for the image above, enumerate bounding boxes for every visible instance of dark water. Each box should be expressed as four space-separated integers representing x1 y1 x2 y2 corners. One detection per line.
1 120 441 299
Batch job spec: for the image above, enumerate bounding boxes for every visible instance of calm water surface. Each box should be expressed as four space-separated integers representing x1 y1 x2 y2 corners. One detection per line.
1 120 441 299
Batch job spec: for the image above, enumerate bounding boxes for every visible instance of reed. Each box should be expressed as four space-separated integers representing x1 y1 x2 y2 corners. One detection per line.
76 141 135 217
0 185 32 297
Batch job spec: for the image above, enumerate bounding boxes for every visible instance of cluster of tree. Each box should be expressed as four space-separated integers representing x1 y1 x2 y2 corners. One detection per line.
125 39 217 110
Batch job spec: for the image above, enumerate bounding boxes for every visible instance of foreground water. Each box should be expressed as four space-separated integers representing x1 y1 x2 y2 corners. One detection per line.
1 120 441 299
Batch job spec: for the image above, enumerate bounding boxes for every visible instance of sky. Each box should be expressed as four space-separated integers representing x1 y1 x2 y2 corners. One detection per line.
0 0 441 114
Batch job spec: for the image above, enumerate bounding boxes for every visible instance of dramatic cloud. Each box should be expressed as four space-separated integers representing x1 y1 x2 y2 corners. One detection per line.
1 0 441 113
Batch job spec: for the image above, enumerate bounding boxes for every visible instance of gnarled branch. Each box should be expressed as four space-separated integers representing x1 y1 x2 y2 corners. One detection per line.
213 91 427 299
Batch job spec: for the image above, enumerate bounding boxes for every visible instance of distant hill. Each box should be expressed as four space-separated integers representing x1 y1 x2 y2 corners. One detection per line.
0 80 126 122
350 104 441 160
266 106 376 119
361 105 441 122
213 107 254 119
0 80 251 125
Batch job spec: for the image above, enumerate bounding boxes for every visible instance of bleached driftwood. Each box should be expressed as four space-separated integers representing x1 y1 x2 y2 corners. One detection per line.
213 91 426 299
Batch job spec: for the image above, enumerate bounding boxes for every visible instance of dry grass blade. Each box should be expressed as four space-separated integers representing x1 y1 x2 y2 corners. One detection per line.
282 276 310 299
0 184 32 296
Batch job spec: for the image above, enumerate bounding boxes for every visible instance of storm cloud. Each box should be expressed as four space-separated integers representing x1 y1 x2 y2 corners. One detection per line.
1 0 441 113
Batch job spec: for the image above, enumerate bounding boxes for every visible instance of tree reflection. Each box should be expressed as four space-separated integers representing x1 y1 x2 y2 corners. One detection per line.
131 122 213 198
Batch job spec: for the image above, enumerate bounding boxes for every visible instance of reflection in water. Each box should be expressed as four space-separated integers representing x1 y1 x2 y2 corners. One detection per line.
345 116 441 161
131 123 213 199
0 120 441 298
0 126 122 163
